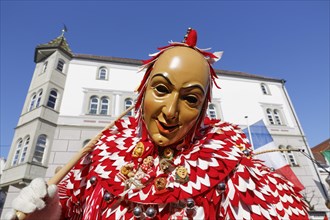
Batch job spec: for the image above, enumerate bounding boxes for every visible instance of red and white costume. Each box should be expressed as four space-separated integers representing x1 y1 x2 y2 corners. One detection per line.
58 117 309 219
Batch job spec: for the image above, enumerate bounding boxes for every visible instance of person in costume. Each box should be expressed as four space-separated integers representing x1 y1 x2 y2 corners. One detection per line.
7 28 309 220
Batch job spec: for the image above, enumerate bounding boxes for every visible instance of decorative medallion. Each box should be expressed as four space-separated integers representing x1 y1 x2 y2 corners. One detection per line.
175 166 189 184
154 177 167 192
132 142 145 158
163 147 174 159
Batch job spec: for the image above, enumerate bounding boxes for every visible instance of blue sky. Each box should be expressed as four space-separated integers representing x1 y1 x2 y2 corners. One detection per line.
0 1 329 158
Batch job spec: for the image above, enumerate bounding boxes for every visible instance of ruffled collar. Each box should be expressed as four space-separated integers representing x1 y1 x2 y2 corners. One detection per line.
87 117 248 205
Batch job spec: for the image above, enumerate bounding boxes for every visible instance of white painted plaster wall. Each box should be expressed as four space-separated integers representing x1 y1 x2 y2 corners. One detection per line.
59 60 144 116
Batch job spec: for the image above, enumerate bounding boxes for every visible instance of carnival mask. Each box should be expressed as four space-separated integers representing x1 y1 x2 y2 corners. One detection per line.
142 47 210 147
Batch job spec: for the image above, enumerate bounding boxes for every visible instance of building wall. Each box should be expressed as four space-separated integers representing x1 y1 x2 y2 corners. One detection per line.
59 59 142 117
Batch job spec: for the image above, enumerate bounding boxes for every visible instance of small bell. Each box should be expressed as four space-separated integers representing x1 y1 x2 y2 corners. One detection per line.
217 182 226 193
90 176 97 185
145 206 156 218
133 206 143 218
103 192 114 203
242 149 250 156
186 198 195 209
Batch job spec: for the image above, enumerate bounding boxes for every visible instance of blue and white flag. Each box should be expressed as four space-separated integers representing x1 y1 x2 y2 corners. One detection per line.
243 119 304 190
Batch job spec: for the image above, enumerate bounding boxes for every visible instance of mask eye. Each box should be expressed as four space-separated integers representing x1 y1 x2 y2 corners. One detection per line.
183 95 198 104
155 84 170 94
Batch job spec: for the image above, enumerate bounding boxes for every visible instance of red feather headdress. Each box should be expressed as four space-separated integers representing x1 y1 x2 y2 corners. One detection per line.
135 28 223 147
135 28 223 110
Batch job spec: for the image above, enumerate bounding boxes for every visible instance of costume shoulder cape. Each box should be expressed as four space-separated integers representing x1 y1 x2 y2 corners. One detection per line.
58 117 309 219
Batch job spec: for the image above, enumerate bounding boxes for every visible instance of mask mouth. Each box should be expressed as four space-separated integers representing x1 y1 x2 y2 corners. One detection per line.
156 120 179 134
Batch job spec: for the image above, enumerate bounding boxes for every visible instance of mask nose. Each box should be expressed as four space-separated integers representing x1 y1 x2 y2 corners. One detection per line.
162 92 179 120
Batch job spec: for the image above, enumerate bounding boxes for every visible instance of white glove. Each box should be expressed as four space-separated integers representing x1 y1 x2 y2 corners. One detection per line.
4 178 61 220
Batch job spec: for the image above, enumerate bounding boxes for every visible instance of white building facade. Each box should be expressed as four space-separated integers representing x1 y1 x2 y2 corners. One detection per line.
1 34 329 218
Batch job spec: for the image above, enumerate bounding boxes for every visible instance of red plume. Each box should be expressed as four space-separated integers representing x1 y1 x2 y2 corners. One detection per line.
185 29 197 47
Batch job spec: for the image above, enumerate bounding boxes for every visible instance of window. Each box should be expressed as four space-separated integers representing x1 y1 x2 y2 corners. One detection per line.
42 61 48 73
33 134 47 163
260 83 270 95
20 136 30 163
279 145 298 167
29 93 37 111
88 95 111 115
266 108 275 125
279 145 288 163
89 96 99 114
100 97 109 115
83 139 91 147
273 109 282 125
286 146 298 166
266 108 284 126
98 67 108 80
47 89 58 109
12 139 23 166
207 104 217 119
36 90 43 108
124 98 134 116
56 59 65 72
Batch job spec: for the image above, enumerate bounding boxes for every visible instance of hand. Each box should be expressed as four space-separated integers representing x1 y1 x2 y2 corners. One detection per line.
4 178 60 220
12 178 57 214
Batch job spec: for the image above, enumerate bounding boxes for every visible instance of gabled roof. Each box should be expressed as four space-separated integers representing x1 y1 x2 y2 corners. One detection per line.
73 53 284 83
311 139 330 164
34 35 73 62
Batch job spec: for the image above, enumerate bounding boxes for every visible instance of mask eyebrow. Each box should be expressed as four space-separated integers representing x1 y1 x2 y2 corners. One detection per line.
182 84 206 95
151 73 174 86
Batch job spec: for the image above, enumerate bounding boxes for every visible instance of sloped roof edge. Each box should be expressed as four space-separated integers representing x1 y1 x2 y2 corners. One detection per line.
73 53 284 83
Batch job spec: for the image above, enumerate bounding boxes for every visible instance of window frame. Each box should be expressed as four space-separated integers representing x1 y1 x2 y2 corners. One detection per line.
286 145 299 166
266 108 275 125
100 96 110 115
260 83 271 95
207 104 217 119
98 67 108 80
32 134 47 164
47 89 58 109
12 139 23 166
56 59 65 73
89 96 99 114
278 145 299 167
36 89 43 108
19 136 30 164
273 109 282 125
124 98 134 116
28 93 37 111
42 61 48 74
